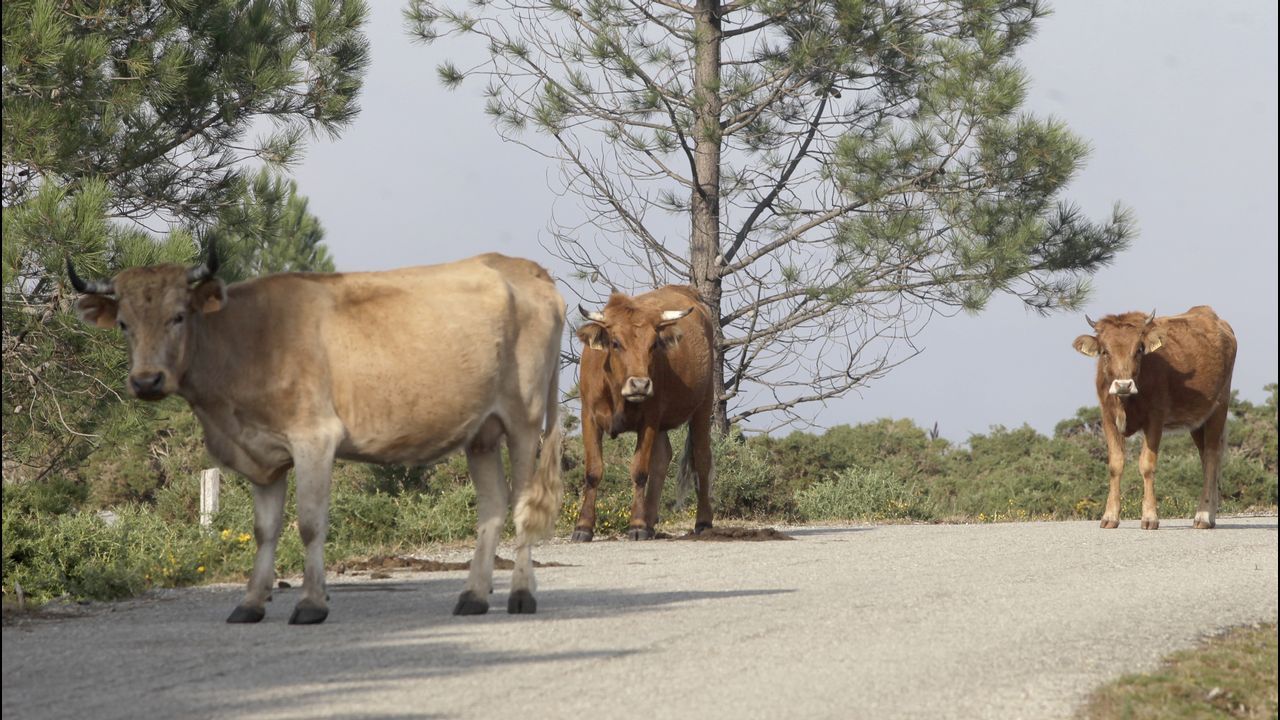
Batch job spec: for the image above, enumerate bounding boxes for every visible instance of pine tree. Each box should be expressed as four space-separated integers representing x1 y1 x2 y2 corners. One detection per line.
407 0 1134 431
2 0 368 481
212 168 336 279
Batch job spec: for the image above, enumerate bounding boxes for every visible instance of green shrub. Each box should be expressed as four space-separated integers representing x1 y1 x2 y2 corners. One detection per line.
795 466 934 522
2 503 224 603
2 476 88 516
712 428 792 519
393 483 478 544
557 487 637 536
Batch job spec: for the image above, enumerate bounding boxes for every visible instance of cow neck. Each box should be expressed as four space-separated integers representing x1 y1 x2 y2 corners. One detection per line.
1109 393 1137 435
175 314 225 406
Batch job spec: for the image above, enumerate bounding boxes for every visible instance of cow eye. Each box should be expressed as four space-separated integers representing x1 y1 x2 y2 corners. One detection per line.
118 319 128 332
170 313 185 326
610 338 621 350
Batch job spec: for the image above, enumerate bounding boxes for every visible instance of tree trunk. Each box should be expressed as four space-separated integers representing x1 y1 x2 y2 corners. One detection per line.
689 0 727 434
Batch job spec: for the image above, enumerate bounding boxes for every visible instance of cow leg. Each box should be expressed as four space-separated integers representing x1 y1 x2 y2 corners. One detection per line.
1192 405 1228 529
457 420 508 615
627 422 659 540
689 409 714 534
572 415 604 543
1138 425 1163 530
506 425 540 614
642 431 673 531
228 472 287 623
291 445 337 624
1100 418 1125 529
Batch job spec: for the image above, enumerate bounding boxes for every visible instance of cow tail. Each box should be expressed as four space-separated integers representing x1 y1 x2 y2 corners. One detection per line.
674 428 696 511
515 362 564 541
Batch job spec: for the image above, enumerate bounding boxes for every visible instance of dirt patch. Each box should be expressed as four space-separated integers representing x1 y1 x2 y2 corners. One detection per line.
2 590 183 627
666 527 794 542
332 554 572 574
2 603 87 627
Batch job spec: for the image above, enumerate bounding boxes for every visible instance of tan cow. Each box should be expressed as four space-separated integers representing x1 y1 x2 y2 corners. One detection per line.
1072 306 1237 530
69 249 565 622
573 286 715 541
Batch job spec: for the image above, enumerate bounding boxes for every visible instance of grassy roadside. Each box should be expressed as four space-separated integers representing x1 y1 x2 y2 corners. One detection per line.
1079 623 1278 720
4 394 1276 606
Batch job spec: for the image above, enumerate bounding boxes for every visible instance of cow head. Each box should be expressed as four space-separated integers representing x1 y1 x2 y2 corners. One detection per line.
1072 310 1164 397
577 294 693 403
68 246 226 400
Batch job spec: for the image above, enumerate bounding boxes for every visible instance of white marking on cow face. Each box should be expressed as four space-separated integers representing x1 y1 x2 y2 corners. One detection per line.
1108 378 1138 397
622 376 653 402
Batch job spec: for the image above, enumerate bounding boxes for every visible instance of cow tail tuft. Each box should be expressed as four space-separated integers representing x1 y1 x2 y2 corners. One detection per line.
674 428 696 511
516 366 564 541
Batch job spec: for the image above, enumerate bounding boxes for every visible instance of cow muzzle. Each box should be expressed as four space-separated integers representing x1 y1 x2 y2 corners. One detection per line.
129 371 169 401
622 376 653 403
1108 378 1138 397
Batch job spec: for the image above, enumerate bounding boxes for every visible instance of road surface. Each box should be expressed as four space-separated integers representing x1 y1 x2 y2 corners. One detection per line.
3 517 1276 719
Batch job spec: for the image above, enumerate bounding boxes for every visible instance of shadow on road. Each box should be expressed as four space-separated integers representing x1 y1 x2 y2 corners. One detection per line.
145 583 795 719
1106 522 1279 532
1205 522 1278 530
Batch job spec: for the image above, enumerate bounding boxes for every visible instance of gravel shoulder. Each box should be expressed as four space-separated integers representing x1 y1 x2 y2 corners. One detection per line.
3 516 1276 720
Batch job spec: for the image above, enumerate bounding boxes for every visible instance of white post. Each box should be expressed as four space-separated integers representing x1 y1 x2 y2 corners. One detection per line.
199 468 221 530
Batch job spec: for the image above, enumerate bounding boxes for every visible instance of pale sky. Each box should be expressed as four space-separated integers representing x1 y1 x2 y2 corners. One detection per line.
287 1 1279 440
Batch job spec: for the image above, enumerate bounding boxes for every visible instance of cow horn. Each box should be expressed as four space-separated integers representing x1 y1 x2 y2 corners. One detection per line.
1084 314 1097 330
660 308 693 323
1146 309 1156 325
578 304 606 323
186 242 220 284
66 259 115 295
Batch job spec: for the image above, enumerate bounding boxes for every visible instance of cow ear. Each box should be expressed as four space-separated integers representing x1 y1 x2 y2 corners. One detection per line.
192 279 226 314
1143 330 1164 354
75 295 118 329
577 322 608 351
1073 335 1100 357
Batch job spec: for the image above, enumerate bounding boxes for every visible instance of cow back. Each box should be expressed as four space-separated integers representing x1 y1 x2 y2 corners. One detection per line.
187 255 564 468
1133 306 1237 429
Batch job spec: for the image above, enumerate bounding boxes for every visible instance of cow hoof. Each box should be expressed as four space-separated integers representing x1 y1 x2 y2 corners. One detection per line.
626 527 653 541
1141 519 1159 530
508 590 537 614
570 529 594 543
453 591 489 616
1100 518 1120 529
1193 520 1215 530
226 605 265 624
694 522 713 535
288 605 329 625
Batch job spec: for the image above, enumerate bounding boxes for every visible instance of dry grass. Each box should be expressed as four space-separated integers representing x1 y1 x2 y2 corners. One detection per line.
1080 623 1278 720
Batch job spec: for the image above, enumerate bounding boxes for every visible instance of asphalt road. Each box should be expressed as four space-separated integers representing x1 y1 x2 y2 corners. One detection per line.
3 517 1276 720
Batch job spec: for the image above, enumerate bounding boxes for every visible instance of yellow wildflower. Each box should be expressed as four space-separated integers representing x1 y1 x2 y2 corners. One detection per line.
197 566 206 574
237 533 252 544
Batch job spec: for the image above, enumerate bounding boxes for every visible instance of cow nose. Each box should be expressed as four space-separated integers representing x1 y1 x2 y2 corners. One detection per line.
1109 378 1137 396
130 372 166 397
623 376 652 400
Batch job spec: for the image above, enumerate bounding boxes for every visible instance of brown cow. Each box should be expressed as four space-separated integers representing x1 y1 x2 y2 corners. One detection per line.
573 286 715 541
1072 306 1237 530
69 248 565 622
